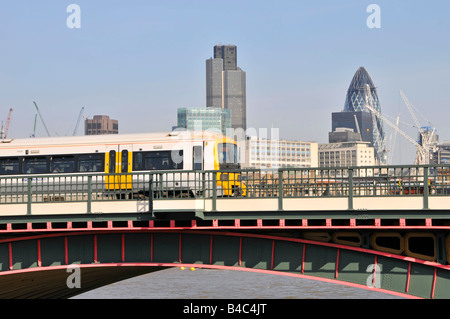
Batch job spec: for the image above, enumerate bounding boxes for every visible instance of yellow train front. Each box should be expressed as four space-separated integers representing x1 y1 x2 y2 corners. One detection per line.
213 136 247 197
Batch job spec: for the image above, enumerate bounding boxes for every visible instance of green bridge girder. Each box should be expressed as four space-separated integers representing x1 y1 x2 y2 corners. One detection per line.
0 230 449 299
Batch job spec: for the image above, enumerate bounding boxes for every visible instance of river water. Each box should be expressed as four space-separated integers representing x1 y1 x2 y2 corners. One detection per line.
72 267 403 299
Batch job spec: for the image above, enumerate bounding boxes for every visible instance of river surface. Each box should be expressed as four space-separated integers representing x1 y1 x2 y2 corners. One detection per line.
72 267 404 299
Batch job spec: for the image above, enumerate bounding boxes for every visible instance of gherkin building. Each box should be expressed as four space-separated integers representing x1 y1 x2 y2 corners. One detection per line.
344 67 386 164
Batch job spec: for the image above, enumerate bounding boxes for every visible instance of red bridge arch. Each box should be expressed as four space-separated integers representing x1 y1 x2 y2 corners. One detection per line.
1 230 449 299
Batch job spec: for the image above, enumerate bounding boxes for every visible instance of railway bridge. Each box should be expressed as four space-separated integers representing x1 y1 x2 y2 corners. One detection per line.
1 164 450 299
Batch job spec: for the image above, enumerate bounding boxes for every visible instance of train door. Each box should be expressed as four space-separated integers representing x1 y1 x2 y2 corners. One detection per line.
119 144 133 189
105 144 133 191
193 143 203 170
105 145 118 190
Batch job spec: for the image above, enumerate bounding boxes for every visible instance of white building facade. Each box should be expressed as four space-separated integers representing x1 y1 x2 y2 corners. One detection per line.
318 141 375 167
243 137 318 169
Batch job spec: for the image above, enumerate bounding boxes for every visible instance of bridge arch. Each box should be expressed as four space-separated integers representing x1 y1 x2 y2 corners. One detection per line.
0 231 449 299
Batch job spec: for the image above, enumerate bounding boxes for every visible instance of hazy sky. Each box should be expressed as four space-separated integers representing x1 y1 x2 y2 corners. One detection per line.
1 1 449 164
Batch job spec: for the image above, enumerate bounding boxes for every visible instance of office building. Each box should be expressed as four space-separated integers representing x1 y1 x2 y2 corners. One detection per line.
206 44 246 131
84 115 118 135
214 44 237 70
331 67 386 164
329 127 362 143
243 136 318 169
176 107 231 136
432 144 450 164
331 111 373 144
206 58 224 109
319 141 375 177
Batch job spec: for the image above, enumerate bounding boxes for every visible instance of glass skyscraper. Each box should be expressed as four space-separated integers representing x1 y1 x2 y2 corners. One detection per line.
338 66 386 164
177 107 231 136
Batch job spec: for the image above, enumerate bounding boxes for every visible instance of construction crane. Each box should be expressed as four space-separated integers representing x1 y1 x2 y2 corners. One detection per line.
353 114 362 141
365 103 430 165
399 90 437 165
363 83 387 164
73 107 84 136
5 108 13 139
387 114 401 165
33 101 50 137
31 114 37 138
400 90 430 145
1 108 13 140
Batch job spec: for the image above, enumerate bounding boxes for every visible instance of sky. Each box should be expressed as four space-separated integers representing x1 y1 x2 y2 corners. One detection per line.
1 0 449 164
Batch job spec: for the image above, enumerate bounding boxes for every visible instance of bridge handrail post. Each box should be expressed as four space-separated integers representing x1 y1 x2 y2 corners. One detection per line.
87 175 92 213
278 168 283 211
27 177 32 215
202 171 206 199
212 172 217 211
423 165 429 210
348 168 354 210
149 173 153 213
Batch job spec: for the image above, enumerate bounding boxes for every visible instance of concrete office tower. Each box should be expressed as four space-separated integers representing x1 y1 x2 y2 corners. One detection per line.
85 115 118 135
214 44 237 70
206 44 246 131
332 67 386 164
206 58 224 109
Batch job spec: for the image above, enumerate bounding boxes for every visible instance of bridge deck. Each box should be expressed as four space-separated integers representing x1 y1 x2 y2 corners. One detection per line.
1 196 448 215
0 165 450 299
0 164 449 218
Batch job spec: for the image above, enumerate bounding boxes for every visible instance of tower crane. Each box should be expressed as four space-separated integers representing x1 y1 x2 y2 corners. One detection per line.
363 84 387 164
365 104 429 165
399 90 437 164
399 90 421 132
0 108 12 140
353 114 362 141
73 107 84 136
31 114 37 138
33 101 51 137
1 108 13 140
5 108 13 139
387 114 400 165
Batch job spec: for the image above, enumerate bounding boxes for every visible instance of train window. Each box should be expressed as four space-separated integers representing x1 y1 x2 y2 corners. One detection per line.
217 143 240 169
218 143 238 164
23 157 49 174
121 150 129 173
193 146 203 170
109 151 116 173
133 152 143 171
143 152 170 170
51 156 76 173
78 154 104 172
133 150 183 171
0 157 20 175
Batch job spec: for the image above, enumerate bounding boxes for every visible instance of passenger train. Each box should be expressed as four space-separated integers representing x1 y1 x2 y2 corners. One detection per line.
0 130 246 198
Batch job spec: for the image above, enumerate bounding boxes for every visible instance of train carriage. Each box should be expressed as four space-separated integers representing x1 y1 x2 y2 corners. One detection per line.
0 131 246 201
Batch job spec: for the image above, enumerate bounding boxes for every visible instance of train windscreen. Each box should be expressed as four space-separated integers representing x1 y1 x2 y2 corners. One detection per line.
217 143 239 169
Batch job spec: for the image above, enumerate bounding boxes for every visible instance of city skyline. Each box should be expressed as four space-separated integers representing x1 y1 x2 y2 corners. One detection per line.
1 1 450 165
